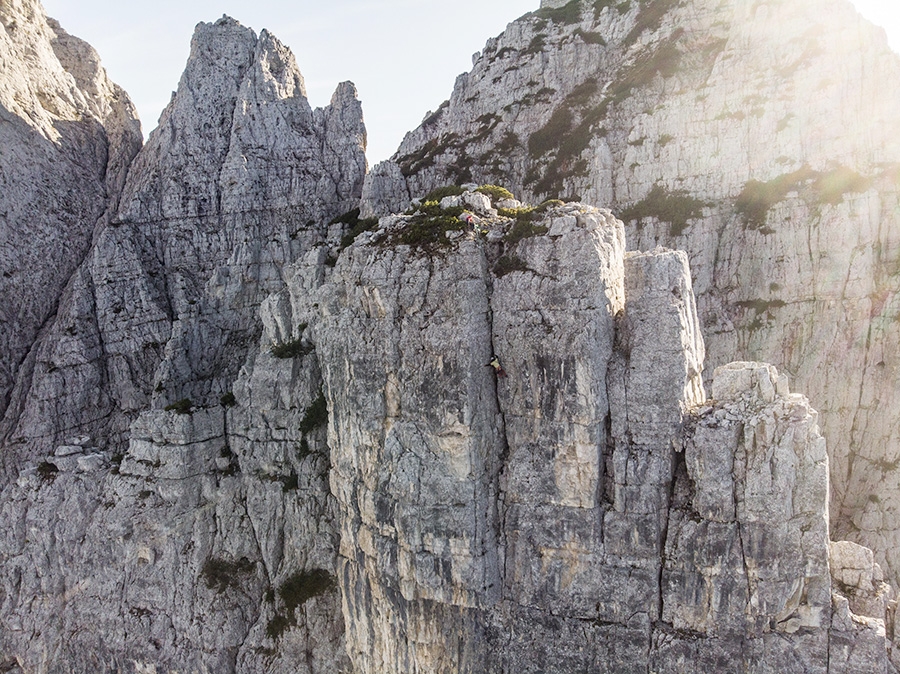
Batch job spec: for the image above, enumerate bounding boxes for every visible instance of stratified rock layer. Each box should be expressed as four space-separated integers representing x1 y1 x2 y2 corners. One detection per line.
361 0 900 590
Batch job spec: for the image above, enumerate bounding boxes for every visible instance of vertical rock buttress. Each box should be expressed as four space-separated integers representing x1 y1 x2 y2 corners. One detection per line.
315 197 896 672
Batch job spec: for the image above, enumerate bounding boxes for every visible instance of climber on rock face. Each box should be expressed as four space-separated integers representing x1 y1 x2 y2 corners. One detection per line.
487 355 506 377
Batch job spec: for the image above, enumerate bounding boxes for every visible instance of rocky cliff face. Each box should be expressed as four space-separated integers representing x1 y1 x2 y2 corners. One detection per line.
0 0 142 424
307 191 897 673
361 0 900 589
0 9 364 673
2 0 900 672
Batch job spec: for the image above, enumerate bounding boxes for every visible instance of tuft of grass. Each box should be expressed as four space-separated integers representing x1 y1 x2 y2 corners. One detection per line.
333 208 379 251
422 100 449 126
395 214 467 251
506 218 549 246
536 199 566 211
476 184 515 202
619 185 707 236
594 0 631 19
37 461 59 484
523 34 547 56
495 255 530 277
220 392 236 407
164 398 192 414
296 438 313 461
299 390 328 434
423 185 466 203
735 166 816 229
271 338 313 359
266 613 293 641
624 0 679 46
280 569 335 612
219 445 239 477
813 167 872 205
528 108 574 159
575 28 607 45
266 569 336 640
735 299 786 313
201 557 255 593
533 0 583 24
397 133 462 177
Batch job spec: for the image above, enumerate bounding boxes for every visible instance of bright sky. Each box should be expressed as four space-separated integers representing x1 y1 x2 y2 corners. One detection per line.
40 0 900 165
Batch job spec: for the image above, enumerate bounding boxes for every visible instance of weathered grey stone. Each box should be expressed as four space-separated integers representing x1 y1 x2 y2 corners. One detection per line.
0 10 363 673
0 0 141 424
3 0 900 671
360 0 900 594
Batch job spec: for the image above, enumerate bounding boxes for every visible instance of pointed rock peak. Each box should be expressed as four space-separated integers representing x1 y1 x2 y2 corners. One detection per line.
214 14 244 28
331 80 360 106
253 28 307 99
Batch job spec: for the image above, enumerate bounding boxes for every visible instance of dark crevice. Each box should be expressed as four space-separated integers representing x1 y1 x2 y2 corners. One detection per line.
656 443 683 624
482 240 513 593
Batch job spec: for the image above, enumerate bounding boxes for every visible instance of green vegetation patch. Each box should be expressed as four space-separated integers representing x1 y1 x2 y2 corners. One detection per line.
624 0 680 45
528 107 575 159
422 100 449 127
575 28 607 45
333 207 379 251
533 0 583 24
736 165 873 229
506 217 550 246
619 185 708 236
201 557 255 593
594 0 632 19
220 392 237 407
494 255 530 277
476 184 516 202
398 133 462 177
423 185 466 202
164 398 193 414
299 390 329 434
813 167 872 205
280 569 335 612
389 196 469 253
523 34 547 56
397 215 467 250
266 569 336 640
271 338 313 359
735 299 786 313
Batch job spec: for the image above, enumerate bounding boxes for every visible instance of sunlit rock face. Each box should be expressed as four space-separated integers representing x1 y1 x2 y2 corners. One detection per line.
2 0 900 671
309 194 895 672
0 13 364 673
361 0 900 588
0 0 142 425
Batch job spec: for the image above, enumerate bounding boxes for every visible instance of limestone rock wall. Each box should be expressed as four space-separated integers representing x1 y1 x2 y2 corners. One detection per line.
2 1 900 671
0 0 142 422
0 13 364 673
360 0 900 589
310 193 898 672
